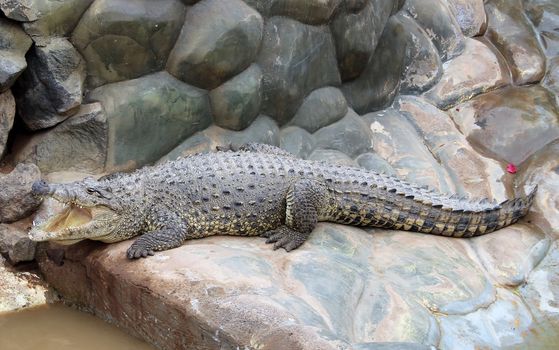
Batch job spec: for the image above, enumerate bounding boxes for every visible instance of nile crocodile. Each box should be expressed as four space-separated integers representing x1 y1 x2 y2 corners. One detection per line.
29 143 537 259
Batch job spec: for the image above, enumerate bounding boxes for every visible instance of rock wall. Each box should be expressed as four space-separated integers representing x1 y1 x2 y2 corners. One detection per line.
0 0 558 349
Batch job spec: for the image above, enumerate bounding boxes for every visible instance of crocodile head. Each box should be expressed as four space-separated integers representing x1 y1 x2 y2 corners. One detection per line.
29 176 142 244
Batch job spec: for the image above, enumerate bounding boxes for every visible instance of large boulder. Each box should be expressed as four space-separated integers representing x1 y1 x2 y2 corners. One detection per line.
422 38 509 109
485 0 546 85
313 109 372 158
258 17 340 124
288 87 348 133
0 163 42 223
524 0 559 58
397 13 443 95
209 64 262 131
341 16 407 114
279 126 316 159
12 103 108 174
14 38 86 130
448 85 559 165
0 18 32 92
403 0 465 61
167 0 263 90
88 72 212 171
330 0 393 81
72 0 186 88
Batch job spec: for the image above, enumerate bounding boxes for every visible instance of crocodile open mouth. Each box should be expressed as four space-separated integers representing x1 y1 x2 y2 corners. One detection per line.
29 200 114 243
42 204 93 233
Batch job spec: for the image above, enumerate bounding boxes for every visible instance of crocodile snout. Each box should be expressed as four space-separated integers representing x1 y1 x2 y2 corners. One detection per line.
31 179 51 197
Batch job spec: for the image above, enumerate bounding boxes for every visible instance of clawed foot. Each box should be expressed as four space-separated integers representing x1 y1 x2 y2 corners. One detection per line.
126 244 155 259
262 226 309 252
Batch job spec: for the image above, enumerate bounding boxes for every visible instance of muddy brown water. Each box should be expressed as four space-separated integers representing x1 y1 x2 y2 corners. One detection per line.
0 304 155 350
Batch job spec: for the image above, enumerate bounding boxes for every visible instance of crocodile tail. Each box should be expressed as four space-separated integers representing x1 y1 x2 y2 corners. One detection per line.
417 185 538 238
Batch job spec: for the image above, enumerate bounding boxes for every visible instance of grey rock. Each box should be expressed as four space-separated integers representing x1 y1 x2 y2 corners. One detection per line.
0 163 41 223
209 64 262 131
520 240 559 323
0 223 36 264
279 126 316 159
167 0 262 90
0 0 39 21
363 108 455 192
397 13 443 94
485 0 546 85
307 149 357 167
258 17 340 124
161 115 279 162
422 38 509 110
447 0 486 37
21 0 93 37
330 0 393 81
524 0 559 57
14 37 86 130
314 109 372 158
0 18 32 92
448 85 559 165
72 0 186 89
13 103 108 174
403 0 465 61
355 153 396 175
288 87 348 133
341 16 407 114
0 90 15 157
87 71 212 171
439 289 534 349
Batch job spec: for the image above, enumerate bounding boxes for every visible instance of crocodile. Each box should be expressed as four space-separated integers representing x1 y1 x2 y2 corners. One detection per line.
29 143 537 259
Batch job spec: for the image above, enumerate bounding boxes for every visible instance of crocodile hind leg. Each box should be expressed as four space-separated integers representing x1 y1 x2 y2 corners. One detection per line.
263 179 327 251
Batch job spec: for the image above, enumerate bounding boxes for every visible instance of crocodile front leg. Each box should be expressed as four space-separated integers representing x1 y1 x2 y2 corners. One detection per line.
263 179 327 251
127 228 189 259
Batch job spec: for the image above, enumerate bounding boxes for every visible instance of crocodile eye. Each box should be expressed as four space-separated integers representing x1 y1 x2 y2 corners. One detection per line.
86 187 97 194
